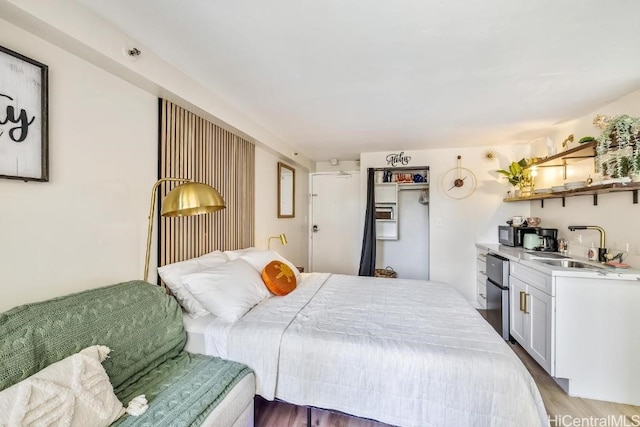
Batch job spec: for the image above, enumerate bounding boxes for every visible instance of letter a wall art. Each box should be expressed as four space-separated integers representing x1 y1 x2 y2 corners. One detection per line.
0 45 48 181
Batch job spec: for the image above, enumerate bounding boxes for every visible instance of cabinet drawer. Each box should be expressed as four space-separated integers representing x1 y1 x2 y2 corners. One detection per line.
476 248 488 263
510 262 553 295
476 262 487 281
476 280 487 309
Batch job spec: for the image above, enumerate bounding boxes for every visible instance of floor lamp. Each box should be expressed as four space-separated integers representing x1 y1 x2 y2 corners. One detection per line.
144 178 226 282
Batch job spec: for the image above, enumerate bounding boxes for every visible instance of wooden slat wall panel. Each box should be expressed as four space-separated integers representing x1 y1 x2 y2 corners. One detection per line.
158 99 255 268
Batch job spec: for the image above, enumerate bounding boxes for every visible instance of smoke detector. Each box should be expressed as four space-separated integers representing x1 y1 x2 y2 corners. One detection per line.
329 158 339 166
123 45 142 61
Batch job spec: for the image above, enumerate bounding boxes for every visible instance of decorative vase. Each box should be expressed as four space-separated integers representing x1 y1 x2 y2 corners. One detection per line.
520 185 533 197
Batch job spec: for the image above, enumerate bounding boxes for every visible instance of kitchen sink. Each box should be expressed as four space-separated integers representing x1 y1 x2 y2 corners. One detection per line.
537 259 605 269
526 252 570 259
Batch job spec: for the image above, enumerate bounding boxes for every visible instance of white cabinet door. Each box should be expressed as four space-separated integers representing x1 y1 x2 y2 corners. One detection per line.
527 285 553 375
509 276 527 345
509 275 554 375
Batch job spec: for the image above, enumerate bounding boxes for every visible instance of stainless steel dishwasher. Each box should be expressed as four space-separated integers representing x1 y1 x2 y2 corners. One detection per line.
485 253 510 341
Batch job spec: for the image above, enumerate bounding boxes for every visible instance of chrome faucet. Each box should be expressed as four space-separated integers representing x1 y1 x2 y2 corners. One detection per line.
568 225 606 262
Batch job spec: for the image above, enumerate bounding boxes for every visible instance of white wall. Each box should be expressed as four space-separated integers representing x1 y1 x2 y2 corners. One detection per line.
0 8 312 312
380 188 430 280
0 0 313 172
315 160 360 173
255 147 309 270
361 145 530 302
529 90 640 267
0 17 157 311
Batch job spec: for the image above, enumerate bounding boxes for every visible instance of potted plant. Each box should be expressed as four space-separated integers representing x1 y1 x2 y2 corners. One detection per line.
497 158 532 196
631 149 640 182
595 114 640 179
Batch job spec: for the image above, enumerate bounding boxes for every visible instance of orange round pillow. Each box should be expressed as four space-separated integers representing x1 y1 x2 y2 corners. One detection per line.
261 260 297 296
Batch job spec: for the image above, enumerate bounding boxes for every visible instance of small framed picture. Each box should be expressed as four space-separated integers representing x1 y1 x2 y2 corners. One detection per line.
0 45 48 181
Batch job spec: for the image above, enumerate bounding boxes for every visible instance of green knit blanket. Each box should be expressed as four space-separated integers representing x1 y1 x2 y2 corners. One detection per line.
113 352 252 426
0 281 254 426
0 281 186 391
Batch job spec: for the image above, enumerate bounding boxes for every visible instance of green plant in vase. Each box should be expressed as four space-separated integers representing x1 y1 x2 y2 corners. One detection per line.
497 158 532 196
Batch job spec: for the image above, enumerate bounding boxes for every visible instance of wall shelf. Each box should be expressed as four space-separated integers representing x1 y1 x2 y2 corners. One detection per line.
398 183 429 190
525 141 597 180
503 182 640 206
375 183 399 240
528 141 597 168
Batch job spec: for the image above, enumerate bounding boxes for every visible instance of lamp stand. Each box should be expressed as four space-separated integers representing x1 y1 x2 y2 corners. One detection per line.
144 177 191 282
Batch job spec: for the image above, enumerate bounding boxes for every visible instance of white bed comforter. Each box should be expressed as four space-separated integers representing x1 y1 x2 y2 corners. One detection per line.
205 273 549 427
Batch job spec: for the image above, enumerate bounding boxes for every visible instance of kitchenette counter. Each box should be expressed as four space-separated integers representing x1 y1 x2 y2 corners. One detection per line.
476 242 640 281
476 242 640 406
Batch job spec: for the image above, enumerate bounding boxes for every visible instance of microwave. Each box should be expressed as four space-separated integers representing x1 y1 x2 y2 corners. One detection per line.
498 226 539 247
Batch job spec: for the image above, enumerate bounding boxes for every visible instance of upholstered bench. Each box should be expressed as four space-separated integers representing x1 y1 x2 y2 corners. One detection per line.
0 281 255 426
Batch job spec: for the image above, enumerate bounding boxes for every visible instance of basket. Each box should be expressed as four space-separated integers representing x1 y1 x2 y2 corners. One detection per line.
374 266 397 278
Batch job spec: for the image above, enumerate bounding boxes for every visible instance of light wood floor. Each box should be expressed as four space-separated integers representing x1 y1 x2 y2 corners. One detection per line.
254 341 640 427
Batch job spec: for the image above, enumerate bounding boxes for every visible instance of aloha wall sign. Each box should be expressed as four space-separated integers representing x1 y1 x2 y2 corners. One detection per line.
385 151 412 167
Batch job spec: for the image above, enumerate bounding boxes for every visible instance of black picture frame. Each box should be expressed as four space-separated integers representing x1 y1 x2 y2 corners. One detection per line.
0 45 48 182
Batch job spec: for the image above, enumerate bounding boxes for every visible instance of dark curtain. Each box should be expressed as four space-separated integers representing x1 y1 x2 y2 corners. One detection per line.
358 168 376 276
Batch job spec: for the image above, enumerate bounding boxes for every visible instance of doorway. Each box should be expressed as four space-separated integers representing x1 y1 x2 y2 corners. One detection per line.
310 172 361 274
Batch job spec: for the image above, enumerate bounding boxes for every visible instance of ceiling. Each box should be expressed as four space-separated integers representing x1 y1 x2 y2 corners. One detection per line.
75 0 640 161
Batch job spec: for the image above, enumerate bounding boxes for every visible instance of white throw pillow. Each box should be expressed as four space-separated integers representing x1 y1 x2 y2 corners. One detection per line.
236 249 302 284
0 346 125 427
158 251 229 317
182 258 270 322
223 247 257 261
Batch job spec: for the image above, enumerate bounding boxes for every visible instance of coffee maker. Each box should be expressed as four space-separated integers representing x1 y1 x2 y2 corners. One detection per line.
535 228 558 252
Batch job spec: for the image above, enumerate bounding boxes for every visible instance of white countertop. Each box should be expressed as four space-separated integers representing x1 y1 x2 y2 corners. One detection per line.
476 243 640 281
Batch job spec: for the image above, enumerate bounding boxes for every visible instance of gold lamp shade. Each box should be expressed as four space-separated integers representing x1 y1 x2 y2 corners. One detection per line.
161 182 226 217
144 178 226 282
278 234 288 245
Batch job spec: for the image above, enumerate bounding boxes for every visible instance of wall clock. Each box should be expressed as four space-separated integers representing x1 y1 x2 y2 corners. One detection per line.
440 155 477 199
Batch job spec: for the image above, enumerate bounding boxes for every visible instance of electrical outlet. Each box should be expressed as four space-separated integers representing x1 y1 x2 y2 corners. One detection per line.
573 234 582 243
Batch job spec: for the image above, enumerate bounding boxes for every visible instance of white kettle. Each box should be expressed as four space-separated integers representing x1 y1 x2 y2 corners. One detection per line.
523 233 542 250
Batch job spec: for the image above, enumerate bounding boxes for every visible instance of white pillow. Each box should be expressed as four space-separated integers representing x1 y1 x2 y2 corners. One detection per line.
0 346 125 427
199 250 229 260
223 247 257 261
235 249 302 284
182 259 270 322
158 251 229 318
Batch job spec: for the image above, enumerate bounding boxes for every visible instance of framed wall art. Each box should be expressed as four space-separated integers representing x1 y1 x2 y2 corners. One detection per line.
0 45 48 181
277 162 295 218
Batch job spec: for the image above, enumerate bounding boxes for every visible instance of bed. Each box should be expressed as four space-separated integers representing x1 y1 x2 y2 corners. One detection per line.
183 271 549 427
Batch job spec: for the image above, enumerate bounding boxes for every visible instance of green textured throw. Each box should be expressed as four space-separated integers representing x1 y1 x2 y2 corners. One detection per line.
0 281 254 426
0 281 185 390
113 353 252 426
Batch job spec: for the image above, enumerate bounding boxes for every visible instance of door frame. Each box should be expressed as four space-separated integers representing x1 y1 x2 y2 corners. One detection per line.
308 171 361 272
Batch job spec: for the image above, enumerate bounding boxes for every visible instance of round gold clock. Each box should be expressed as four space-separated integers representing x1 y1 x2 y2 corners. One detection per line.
440 155 477 199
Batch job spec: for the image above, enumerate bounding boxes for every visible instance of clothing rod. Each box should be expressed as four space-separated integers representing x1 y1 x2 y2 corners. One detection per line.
372 166 429 171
